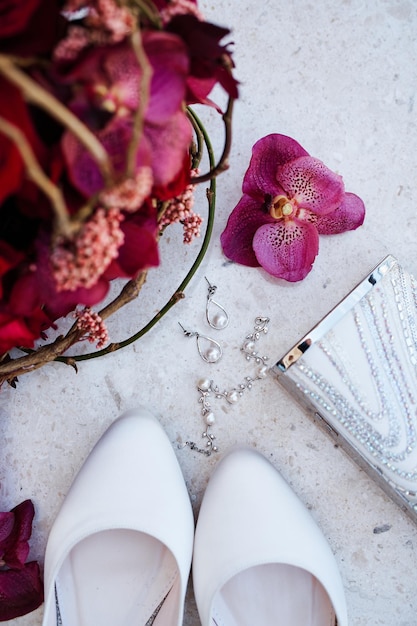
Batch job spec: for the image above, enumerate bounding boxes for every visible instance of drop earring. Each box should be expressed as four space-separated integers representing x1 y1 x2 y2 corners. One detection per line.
178 323 223 364
205 277 229 330
179 316 270 456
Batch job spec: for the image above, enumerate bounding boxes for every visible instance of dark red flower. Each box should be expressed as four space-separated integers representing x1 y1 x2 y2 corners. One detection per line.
0 77 46 206
0 241 23 300
0 301 52 356
7 201 159 329
0 500 34 569
59 31 192 200
104 202 159 280
0 0 43 38
152 0 199 10
166 14 239 109
0 562 43 621
24 243 108 322
0 0 63 56
0 500 43 621
0 237 53 355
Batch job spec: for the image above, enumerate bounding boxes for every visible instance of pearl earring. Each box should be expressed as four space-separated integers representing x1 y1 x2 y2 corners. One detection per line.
179 316 270 456
205 277 229 330
178 322 223 364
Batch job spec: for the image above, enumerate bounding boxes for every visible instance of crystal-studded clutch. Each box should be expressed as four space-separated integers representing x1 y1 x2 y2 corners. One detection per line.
271 255 417 524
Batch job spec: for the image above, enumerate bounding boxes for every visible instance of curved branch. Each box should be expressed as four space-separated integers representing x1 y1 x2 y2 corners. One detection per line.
133 0 163 29
0 106 218 382
58 177 216 363
188 95 234 184
0 271 149 382
188 110 204 170
55 109 218 362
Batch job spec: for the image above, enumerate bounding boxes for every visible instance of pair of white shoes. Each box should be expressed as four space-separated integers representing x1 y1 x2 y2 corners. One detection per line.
42 408 348 626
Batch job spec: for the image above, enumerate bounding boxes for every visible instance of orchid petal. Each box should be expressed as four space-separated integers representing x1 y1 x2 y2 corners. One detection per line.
316 192 366 234
242 134 309 198
45 280 109 321
2 500 34 569
145 111 192 187
253 219 319 282
9 272 41 316
104 208 159 279
99 34 188 123
0 315 42 353
0 501 34 569
0 514 14 547
61 34 188 123
166 14 239 106
35 241 109 320
0 561 43 621
62 118 152 197
220 195 274 266
103 46 146 112
145 32 189 124
185 76 220 112
277 156 344 215
0 77 45 204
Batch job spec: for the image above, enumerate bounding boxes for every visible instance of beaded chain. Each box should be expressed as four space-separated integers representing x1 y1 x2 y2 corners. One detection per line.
179 317 270 456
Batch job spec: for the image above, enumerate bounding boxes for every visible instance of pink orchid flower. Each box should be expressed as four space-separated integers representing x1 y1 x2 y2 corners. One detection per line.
0 500 43 621
60 31 192 199
221 134 365 282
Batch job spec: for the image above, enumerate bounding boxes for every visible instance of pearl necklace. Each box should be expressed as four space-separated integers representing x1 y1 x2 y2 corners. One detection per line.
180 317 270 456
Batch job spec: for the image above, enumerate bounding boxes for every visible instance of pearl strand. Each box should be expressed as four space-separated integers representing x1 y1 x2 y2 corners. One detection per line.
181 317 270 456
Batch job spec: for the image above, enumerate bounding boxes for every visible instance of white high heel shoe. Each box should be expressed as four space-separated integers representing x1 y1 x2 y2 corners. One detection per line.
42 408 194 626
193 448 348 626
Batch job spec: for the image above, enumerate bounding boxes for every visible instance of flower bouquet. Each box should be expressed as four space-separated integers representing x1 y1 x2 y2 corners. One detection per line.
0 0 237 388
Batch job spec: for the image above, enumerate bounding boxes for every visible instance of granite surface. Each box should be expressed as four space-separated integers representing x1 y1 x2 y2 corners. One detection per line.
3 0 417 624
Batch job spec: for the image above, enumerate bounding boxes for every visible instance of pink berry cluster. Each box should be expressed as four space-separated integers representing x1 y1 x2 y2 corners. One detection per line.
160 0 204 23
99 168 153 213
54 0 134 61
51 208 124 291
159 173 203 243
75 307 109 349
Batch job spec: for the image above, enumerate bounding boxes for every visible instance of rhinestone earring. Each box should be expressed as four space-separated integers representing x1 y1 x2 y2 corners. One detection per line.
205 277 229 330
178 323 223 364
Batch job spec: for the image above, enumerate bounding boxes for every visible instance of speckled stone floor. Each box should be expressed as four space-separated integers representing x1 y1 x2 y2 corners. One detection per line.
3 1 417 624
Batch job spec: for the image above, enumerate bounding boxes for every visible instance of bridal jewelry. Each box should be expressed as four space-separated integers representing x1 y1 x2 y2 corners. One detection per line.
205 277 230 330
178 322 222 364
180 317 270 456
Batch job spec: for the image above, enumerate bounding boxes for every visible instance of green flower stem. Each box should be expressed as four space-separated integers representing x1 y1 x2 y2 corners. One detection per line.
132 0 163 29
0 107 223 386
191 96 234 184
55 109 217 363
187 109 204 170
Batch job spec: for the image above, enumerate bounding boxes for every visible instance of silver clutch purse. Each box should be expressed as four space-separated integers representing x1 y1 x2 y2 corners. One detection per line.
271 255 417 524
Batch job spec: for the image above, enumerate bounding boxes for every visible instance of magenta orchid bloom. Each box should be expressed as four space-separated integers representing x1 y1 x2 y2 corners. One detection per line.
0 500 43 621
221 134 365 282
60 31 192 199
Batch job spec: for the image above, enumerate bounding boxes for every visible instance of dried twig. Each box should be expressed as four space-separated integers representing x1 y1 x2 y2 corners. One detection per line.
0 55 114 186
126 27 153 178
0 116 72 238
0 271 149 385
